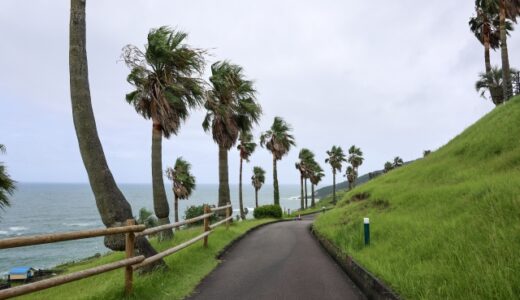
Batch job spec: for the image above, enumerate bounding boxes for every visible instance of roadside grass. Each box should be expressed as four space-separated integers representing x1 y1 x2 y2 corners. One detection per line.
286 194 337 218
19 219 274 300
314 96 520 299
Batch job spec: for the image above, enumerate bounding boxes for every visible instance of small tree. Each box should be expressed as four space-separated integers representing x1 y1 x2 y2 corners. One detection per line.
166 158 196 223
237 131 257 220
251 167 266 208
308 161 324 208
325 146 346 204
345 166 357 190
384 162 394 173
347 145 364 189
0 145 15 211
393 157 404 168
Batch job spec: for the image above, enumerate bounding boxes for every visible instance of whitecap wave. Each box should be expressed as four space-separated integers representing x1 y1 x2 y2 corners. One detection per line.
9 226 28 231
63 222 96 227
0 231 8 235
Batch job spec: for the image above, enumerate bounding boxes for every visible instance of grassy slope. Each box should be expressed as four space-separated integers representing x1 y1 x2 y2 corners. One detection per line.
20 219 274 300
314 96 520 299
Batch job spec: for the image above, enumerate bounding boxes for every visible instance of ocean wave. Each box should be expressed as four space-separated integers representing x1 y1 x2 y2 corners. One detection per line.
63 222 96 227
9 226 28 231
0 231 8 235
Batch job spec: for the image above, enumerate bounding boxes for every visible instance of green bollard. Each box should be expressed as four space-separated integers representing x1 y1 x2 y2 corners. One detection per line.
364 217 370 246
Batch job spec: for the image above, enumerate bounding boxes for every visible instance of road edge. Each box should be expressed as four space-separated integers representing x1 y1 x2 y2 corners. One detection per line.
310 225 401 300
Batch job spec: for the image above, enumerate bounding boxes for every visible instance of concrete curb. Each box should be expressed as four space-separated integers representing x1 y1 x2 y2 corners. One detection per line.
311 226 401 300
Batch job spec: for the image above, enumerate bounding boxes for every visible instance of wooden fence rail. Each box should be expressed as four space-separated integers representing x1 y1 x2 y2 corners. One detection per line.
0 202 233 299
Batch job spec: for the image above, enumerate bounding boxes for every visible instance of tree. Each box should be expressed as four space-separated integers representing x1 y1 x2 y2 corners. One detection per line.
345 166 357 190
123 26 205 241
203 61 262 210
384 162 394 173
476 66 513 105
423 150 432 157
166 157 196 224
260 117 296 205
237 131 257 220
0 145 15 211
295 148 315 210
325 146 346 204
393 156 404 168
347 145 364 189
69 0 163 268
308 161 324 208
251 166 266 208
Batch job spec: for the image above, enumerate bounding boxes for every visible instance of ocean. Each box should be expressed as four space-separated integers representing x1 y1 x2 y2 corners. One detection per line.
0 183 302 274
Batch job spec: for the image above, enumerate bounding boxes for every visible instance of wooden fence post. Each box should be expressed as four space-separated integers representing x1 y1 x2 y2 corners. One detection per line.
226 202 231 230
125 219 136 296
203 205 210 248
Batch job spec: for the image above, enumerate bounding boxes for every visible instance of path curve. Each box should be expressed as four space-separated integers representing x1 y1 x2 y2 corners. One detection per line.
187 214 365 300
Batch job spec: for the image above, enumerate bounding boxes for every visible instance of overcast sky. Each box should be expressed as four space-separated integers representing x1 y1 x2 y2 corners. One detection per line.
1 0 518 186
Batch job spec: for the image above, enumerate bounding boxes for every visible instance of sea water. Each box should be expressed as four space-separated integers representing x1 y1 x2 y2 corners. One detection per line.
0 183 302 273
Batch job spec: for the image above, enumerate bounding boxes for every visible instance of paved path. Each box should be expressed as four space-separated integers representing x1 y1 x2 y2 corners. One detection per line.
188 214 365 300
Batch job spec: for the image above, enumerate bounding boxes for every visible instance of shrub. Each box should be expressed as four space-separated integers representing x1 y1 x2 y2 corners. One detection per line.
184 204 217 226
253 204 282 219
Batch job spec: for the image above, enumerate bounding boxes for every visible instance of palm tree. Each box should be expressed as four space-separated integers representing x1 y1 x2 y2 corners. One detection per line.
251 166 266 208
393 156 404 168
166 157 196 224
69 0 163 267
345 166 357 190
384 162 394 173
0 145 15 211
237 131 257 220
325 146 346 204
296 148 315 210
423 150 432 157
123 27 205 241
470 5 502 73
308 161 324 208
347 145 364 188
476 66 512 105
260 117 296 205
203 61 262 210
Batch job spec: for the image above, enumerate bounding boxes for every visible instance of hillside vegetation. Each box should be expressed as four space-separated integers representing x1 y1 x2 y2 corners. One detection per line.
314 96 520 299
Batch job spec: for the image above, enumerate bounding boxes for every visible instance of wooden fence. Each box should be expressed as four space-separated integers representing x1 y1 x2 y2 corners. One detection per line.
0 203 232 299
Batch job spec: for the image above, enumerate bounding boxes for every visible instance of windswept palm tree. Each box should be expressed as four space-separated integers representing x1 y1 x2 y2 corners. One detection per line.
296 148 315 210
325 146 346 204
308 161 324 208
251 166 266 208
123 26 205 240
166 157 196 224
347 145 364 189
345 166 357 191
393 156 404 168
69 0 163 268
237 131 257 220
203 61 262 210
0 145 15 211
260 117 296 205
384 162 394 173
475 66 518 105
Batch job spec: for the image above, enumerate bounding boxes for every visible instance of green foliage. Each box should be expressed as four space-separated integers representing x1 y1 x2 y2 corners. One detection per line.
260 117 296 160
251 166 266 190
237 131 257 161
0 144 15 211
166 157 196 200
136 207 158 228
325 145 346 173
184 205 217 226
314 96 520 299
253 204 282 219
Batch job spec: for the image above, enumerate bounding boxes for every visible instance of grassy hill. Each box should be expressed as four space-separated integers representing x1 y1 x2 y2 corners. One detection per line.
314 96 520 299
315 171 383 198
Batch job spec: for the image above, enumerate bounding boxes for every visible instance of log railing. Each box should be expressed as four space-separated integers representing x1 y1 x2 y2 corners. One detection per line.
0 202 233 299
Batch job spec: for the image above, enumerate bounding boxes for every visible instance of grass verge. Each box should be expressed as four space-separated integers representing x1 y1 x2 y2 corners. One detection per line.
19 219 275 300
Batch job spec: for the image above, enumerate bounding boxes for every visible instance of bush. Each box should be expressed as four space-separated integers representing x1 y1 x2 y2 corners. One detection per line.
253 204 282 219
184 205 217 226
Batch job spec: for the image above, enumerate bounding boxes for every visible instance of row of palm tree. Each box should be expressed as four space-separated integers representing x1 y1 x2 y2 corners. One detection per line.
324 145 363 204
295 149 324 210
383 156 404 173
470 0 520 105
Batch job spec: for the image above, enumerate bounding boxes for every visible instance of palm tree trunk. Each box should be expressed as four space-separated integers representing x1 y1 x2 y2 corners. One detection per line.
152 122 172 241
304 178 308 209
218 145 231 211
69 0 163 270
239 157 245 220
332 169 336 204
500 0 513 101
311 184 315 208
273 156 280 205
299 174 304 210
255 188 259 208
174 194 179 223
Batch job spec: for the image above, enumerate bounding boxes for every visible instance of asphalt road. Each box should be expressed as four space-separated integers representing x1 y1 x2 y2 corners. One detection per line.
187 214 365 300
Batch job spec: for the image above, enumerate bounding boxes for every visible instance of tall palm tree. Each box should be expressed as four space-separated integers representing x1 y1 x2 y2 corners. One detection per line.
260 117 296 205
251 166 266 208
393 156 404 168
308 161 324 208
69 0 162 267
166 157 196 223
123 27 205 240
0 145 15 211
237 131 257 220
296 148 315 210
347 145 364 188
325 146 346 204
203 61 262 210
345 166 357 190
476 66 509 104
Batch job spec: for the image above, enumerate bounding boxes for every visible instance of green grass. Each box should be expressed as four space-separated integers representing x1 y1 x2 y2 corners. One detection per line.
314 96 520 299
287 194 337 217
20 219 275 300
